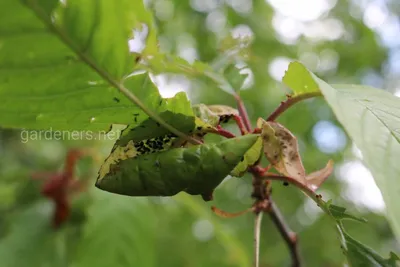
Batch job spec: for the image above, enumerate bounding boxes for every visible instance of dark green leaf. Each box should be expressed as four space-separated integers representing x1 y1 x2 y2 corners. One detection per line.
96 134 259 197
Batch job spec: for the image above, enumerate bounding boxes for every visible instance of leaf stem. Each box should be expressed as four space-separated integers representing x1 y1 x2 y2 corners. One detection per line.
26 1 201 145
266 92 322 122
234 94 252 132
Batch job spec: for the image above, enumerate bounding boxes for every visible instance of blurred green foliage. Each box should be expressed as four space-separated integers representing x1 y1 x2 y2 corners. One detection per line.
0 0 399 266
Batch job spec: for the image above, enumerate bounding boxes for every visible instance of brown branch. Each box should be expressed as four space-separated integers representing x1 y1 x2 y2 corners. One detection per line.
235 92 303 266
267 199 301 267
266 92 322 122
250 167 302 267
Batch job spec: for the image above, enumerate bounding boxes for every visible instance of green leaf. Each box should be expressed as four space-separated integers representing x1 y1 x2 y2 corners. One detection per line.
0 1 188 132
344 232 399 267
96 134 259 198
283 61 320 95
73 191 157 267
192 104 221 127
319 197 399 266
223 64 249 92
326 201 367 223
230 136 263 177
117 92 196 146
284 61 400 241
319 83 400 240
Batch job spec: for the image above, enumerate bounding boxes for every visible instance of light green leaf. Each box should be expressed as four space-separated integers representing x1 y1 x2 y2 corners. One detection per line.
192 104 220 127
283 61 320 95
223 64 249 92
284 61 400 241
0 1 190 132
230 136 263 177
319 82 400 239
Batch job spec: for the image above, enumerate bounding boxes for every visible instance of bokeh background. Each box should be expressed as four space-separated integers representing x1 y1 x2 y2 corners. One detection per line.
1 0 400 266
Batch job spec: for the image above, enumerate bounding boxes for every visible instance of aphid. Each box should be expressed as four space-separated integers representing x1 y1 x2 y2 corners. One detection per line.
96 134 258 198
113 97 120 103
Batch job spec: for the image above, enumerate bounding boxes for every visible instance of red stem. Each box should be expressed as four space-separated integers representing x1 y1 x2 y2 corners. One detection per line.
266 92 321 122
234 94 252 132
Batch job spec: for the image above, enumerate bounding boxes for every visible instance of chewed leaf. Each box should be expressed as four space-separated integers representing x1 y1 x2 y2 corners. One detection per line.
306 160 334 191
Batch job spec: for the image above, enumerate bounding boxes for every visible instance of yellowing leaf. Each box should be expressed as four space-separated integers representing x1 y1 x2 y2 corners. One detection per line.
260 119 306 183
259 118 333 190
306 160 334 191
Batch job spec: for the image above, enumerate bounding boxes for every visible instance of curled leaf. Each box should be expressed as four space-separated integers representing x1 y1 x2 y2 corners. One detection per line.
259 118 333 190
230 136 263 177
260 119 306 183
306 160 334 191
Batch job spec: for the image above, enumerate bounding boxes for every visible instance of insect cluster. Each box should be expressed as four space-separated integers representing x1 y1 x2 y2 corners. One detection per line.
96 104 333 201
96 104 260 200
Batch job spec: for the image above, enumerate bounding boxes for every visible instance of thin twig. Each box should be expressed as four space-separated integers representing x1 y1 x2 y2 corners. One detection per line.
234 94 252 132
254 212 263 267
267 199 301 267
235 89 303 267
266 92 321 122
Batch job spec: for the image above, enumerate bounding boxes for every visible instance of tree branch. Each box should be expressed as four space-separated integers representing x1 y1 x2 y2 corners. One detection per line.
250 167 302 267
267 199 301 267
266 92 321 122
235 93 303 267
